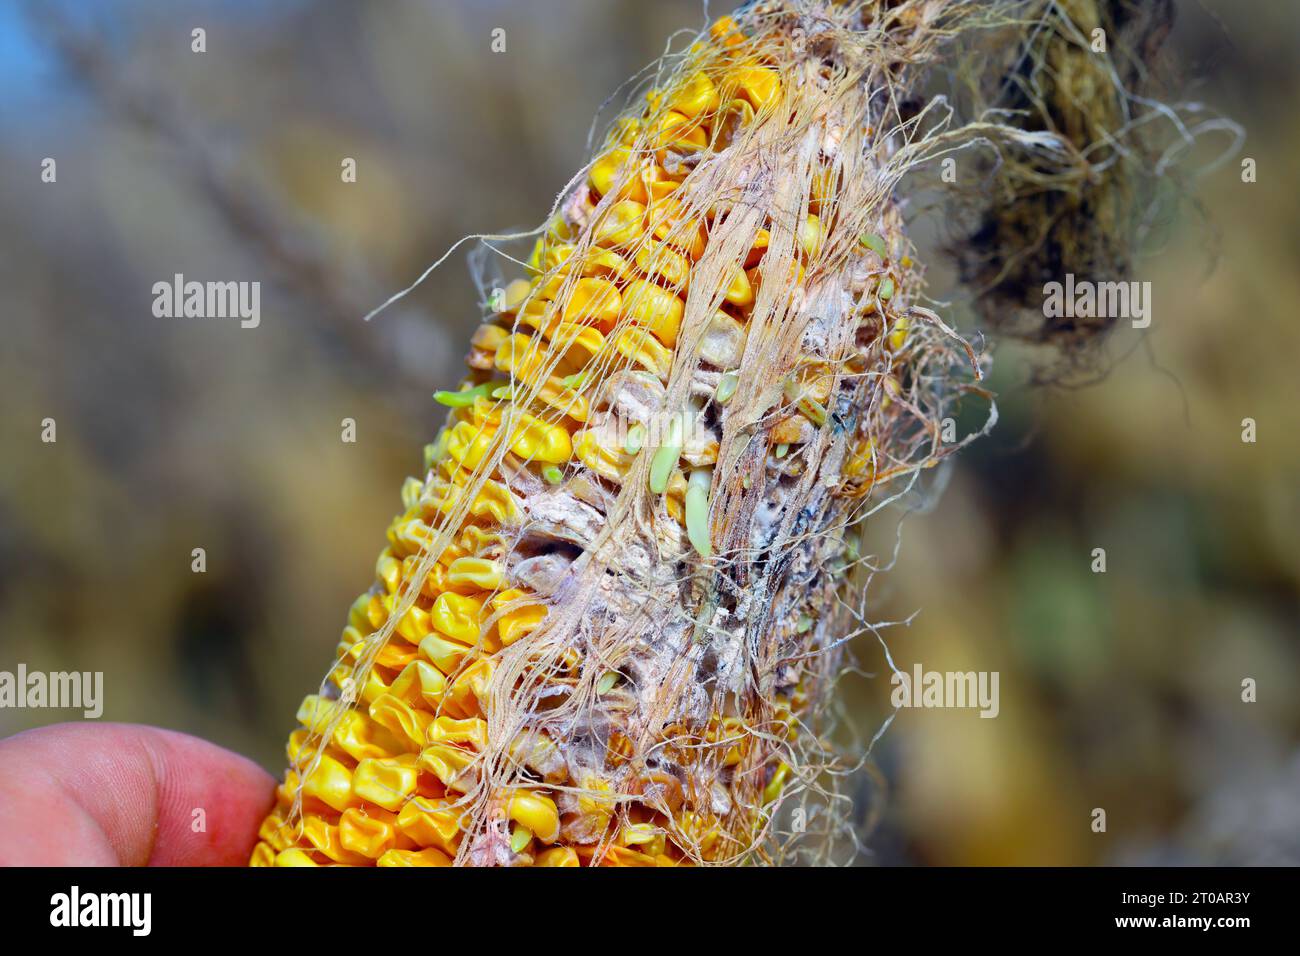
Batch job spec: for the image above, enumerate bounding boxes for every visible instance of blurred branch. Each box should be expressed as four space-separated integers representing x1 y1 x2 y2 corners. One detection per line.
25 2 435 396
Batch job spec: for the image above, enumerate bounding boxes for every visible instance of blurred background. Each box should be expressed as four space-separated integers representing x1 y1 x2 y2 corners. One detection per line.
0 0 1295 865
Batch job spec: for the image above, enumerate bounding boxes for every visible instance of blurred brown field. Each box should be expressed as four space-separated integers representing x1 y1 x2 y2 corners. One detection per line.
0 0 1295 865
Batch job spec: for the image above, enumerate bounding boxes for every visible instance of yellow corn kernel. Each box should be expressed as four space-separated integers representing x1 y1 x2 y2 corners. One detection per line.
503 790 561 844
634 241 691 288
419 742 478 793
574 427 634 483
589 147 648 203
734 65 781 109
502 278 532 311
844 437 876 479
300 753 357 813
533 375 591 424
418 631 473 675
377 847 452 867
610 117 640 147
273 848 323 868
647 195 706 259
444 419 497 470
535 846 580 867
258 813 293 853
249 843 276 867
430 591 485 644
622 278 685 346
369 693 433 749
667 71 720 118
724 266 754 307
709 15 744 46
888 314 909 351
562 277 622 329
492 588 547 645
429 715 489 749
592 200 646 247
539 321 606 367
506 410 572 466
430 475 519 524
494 332 550 384
396 798 464 855
302 815 370 865
446 556 505 591
620 823 668 857
654 110 708 152
351 755 420 812
393 602 433 642
389 659 448 709
441 655 495 719
612 327 674 380
338 807 401 859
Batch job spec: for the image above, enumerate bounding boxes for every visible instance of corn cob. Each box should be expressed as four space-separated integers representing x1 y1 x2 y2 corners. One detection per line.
252 2 983 868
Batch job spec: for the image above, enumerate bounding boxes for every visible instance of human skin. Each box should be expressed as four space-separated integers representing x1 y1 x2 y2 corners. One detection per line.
0 723 274 866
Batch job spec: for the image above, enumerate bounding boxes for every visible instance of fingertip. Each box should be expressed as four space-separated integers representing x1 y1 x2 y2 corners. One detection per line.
0 722 277 866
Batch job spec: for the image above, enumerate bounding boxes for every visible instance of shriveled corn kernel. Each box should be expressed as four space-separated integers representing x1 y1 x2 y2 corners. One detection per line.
888 315 910 351
419 743 478 793
612 326 674 380
427 716 488 752
368 693 432 748
430 591 485 644
300 754 356 812
351 756 420 812
506 410 572 465
447 556 505 591
377 847 452 868
493 588 547 645
389 659 448 708
273 848 323 868
338 808 400 859
502 277 532 310
395 798 463 854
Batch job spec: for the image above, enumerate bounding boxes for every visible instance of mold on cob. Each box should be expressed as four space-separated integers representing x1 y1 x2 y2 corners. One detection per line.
251 0 1184 866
